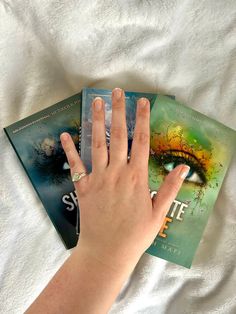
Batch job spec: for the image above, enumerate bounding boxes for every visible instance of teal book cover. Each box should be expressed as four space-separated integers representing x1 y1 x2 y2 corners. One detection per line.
81 89 236 268
4 93 82 249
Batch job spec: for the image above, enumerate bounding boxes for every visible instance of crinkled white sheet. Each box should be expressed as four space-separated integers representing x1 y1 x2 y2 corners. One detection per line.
0 1 236 313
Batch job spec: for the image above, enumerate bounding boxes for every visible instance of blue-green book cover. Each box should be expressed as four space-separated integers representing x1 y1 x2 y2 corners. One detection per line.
81 88 236 268
4 93 82 249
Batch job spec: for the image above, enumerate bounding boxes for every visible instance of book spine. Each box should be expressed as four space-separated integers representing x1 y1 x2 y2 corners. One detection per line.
80 88 87 164
76 125 82 236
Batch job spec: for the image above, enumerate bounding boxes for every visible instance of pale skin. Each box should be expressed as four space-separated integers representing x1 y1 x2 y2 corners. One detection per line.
26 88 190 314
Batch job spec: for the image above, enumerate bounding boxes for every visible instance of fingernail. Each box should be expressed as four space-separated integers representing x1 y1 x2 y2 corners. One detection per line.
138 98 149 108
113 88 122 99
61 132 69 141
94 97 103 111
179 165 190 179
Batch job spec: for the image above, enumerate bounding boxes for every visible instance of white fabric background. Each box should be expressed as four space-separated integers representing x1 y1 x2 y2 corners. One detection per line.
0 1 236 313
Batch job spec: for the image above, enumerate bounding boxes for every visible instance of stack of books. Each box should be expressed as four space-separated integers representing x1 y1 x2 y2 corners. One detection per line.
4 88 235 268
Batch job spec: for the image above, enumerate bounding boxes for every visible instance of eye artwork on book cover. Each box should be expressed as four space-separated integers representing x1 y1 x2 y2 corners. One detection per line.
4 94 82 249
150 121 220 211
146 94 235 267
31 124 80 185
18 119 80 228
149 100 221 211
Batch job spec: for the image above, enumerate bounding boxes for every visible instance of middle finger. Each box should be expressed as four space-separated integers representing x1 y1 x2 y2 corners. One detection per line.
109 88 128 166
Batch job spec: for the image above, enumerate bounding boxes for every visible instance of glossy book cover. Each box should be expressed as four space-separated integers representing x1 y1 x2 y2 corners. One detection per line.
81 88 158 172
147 95 235 267
4 93 82 249
81 89 235 268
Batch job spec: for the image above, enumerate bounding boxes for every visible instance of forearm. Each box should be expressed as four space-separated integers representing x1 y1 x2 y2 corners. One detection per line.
26 245 133 314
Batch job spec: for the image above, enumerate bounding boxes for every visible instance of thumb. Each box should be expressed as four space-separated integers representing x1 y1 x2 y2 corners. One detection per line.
152 164 190 223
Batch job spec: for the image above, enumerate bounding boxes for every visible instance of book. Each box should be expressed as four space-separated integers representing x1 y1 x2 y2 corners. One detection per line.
4 93 82 249
80 88 159 172
80 88 236 268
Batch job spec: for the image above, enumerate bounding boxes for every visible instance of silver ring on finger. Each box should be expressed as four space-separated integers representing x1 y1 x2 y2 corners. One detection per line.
71 172 87 182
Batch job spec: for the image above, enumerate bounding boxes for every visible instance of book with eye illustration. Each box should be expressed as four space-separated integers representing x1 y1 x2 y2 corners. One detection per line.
4 93 82 249
81 88 236 268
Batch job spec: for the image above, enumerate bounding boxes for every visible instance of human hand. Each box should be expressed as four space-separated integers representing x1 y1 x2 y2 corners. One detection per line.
27 89 190 314
60 88 189 273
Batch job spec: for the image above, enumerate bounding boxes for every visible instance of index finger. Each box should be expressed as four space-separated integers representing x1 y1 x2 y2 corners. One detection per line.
60 132 87 180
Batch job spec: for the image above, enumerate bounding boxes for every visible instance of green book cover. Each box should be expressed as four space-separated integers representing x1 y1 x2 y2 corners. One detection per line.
4 93 82 249
147 95 235 268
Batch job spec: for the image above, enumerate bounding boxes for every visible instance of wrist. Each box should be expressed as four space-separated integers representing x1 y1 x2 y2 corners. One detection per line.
71 244 135 314
73 242 137 279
